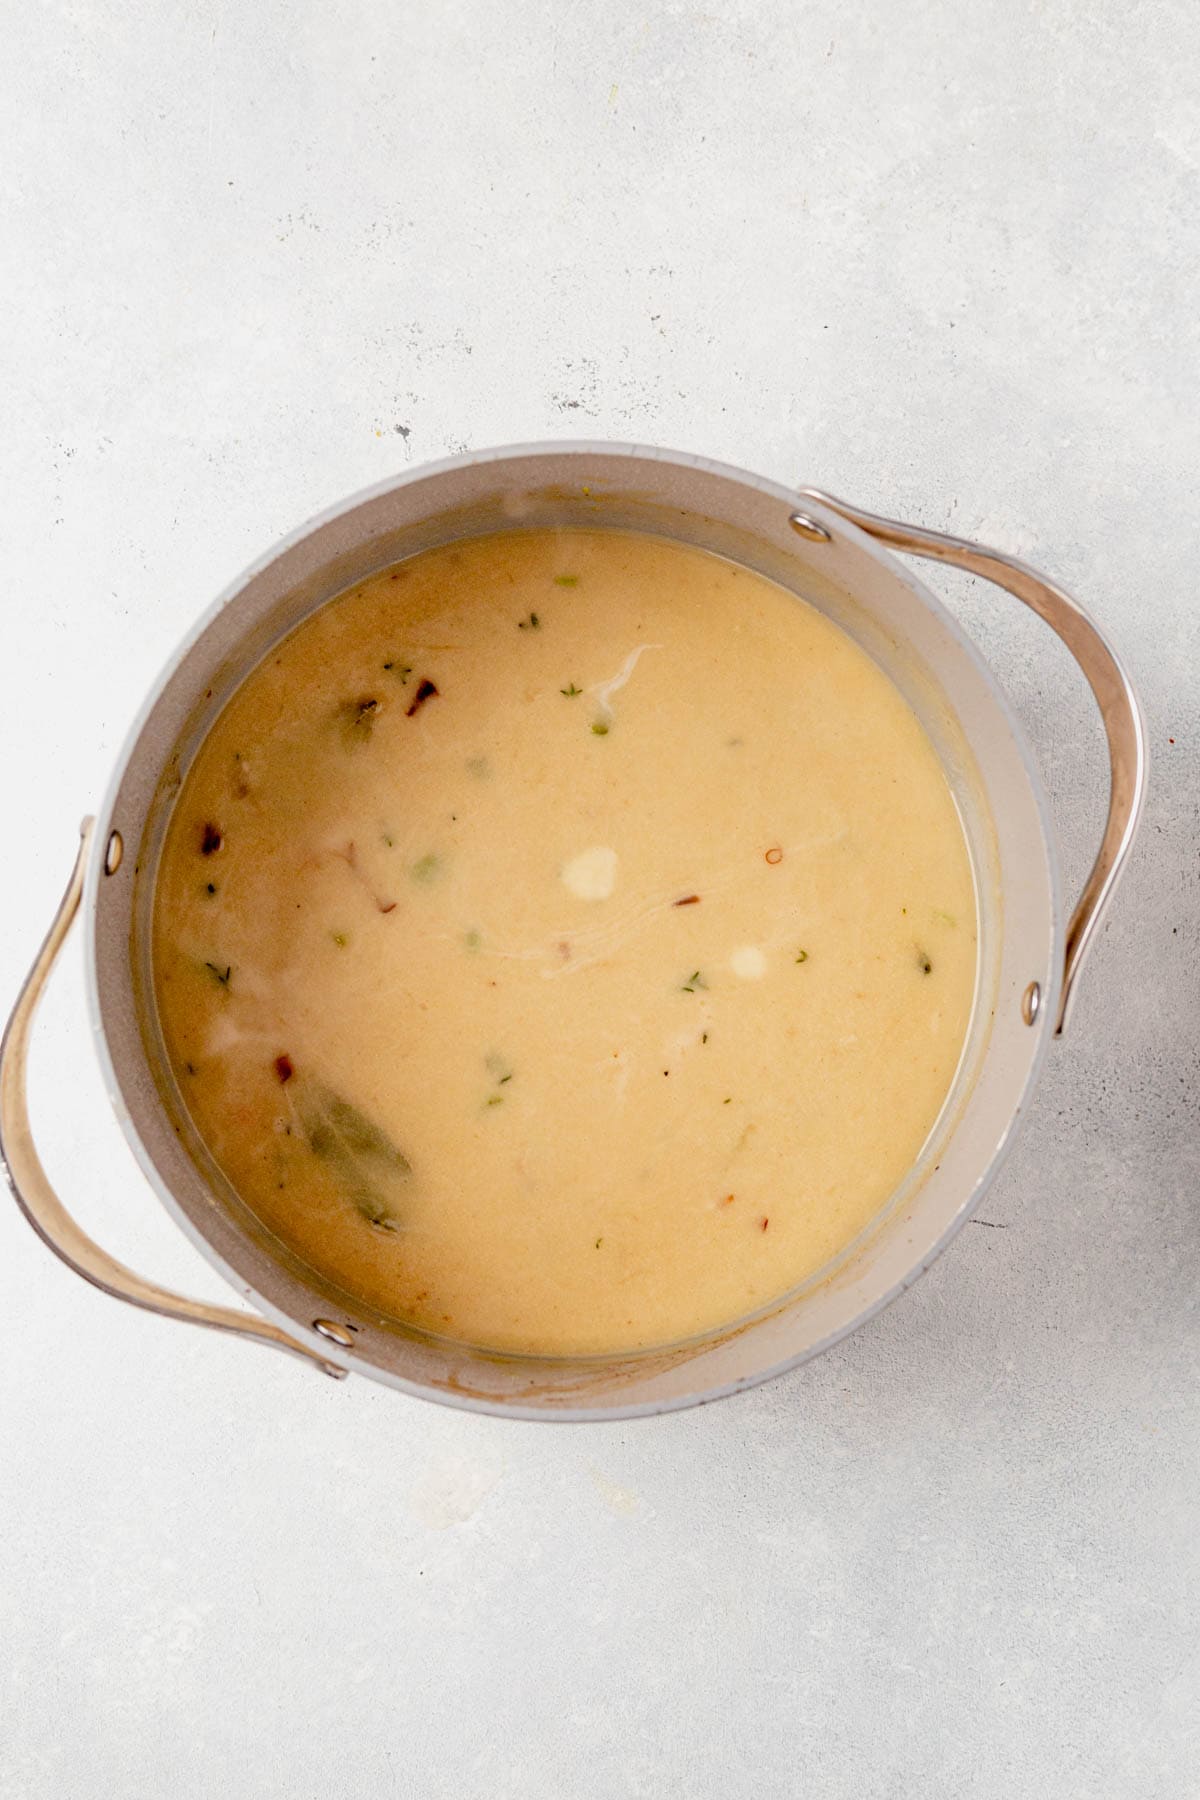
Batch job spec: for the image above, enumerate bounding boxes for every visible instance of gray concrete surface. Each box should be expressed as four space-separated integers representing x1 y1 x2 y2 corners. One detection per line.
1 2 1198 1795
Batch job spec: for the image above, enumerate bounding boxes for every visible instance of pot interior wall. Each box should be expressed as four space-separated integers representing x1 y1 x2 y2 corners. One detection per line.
88 448 1059 1416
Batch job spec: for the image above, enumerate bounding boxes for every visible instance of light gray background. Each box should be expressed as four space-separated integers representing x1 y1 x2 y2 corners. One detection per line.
2 2 1197 1796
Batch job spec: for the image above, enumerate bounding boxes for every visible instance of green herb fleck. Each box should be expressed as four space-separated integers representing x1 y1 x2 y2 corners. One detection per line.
591 719 610 736
554 574 580 588
485 1093 505 1107
933 909 957 928
681 970 707 993
723 1096 732 1104
382 833 395 847
917 949 933 974
560 682 582 697
464 928 483 951
337 696 380 749
331 931 349 948
382 661 412 683
204 961 232 989
594 1236 603 1249
517 612 540 631
411 853 442 884
485 1052 514 1085
795 948 809 964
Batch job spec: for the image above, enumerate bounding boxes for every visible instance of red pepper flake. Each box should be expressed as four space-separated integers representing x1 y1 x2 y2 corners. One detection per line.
673 894 701 906
378 900 397 915
1169 737 1175 744
764 846 783 865
406 679 439 717
721 1193 736 1207
274 1054 294 1083
200 823 222 855
760 1216 770 1231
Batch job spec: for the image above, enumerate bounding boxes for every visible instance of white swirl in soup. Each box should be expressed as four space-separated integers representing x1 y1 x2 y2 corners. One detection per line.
152 530 977 1356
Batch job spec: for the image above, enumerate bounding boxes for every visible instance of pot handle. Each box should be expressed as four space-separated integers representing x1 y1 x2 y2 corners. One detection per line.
0 820 348 1378
795 491 1147 1034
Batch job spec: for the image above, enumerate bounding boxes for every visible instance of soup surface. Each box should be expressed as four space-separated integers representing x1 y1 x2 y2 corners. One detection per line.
153 529 976 1355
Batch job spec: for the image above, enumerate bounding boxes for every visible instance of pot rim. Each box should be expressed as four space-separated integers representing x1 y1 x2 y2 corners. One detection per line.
81 441 1065 1418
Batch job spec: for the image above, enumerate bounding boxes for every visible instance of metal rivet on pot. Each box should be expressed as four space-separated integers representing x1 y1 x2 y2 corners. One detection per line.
1021 980 1041 1026
313 1318 356 1348
789 511 832 543
104 829 124 875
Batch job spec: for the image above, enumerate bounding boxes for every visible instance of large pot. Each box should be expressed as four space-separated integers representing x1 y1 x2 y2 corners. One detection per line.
0 446 1146 1417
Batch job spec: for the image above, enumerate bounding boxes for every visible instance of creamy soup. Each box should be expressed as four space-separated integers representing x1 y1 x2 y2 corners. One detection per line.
153 530 977 1356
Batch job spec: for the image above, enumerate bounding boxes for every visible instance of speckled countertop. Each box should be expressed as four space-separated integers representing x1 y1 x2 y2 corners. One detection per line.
1 3 1198 1796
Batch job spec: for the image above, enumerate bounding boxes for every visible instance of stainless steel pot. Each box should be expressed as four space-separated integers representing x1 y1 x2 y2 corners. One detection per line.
0 446 1146 1416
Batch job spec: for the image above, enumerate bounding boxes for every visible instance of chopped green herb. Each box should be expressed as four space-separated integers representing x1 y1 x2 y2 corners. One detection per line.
382 661 413 683
485 1094 505 1107
337 696 379 748
410 853 442 883
591 719 610 736
464 928 483 951
381 833 395 847
701 1032 709 1044
560 683 582 697
517 612 541 630
795 948 809 964
204 961 232 989
594 1236 603 1249
723 1096 732 1104
485 1052 514 1085
917 949 933 974
933 909 958 928
554 574 580 587
331 931 349 948
681 970 707 993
